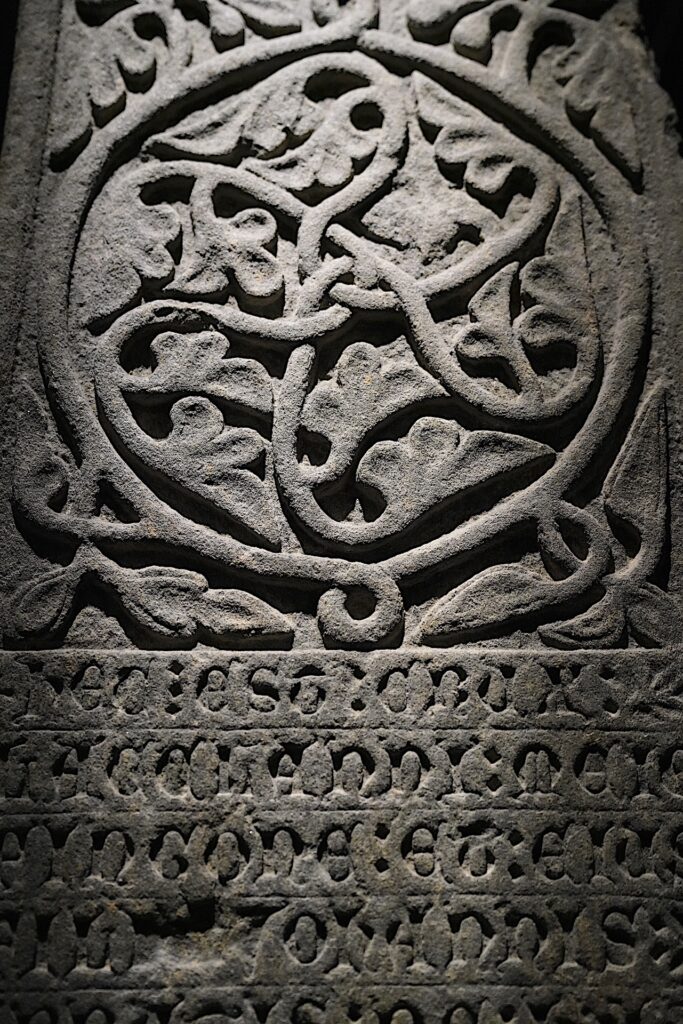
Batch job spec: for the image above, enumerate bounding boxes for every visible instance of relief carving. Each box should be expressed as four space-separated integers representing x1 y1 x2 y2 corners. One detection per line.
7 0 678 655
1 0 682 1018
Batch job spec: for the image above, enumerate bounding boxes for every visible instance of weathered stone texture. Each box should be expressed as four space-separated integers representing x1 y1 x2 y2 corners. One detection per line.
1 0 683 1019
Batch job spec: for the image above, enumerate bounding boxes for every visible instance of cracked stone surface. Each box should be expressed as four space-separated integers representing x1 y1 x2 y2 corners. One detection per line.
1 0 683 1020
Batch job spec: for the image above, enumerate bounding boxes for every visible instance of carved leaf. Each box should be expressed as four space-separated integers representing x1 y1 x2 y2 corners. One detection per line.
453 195 598 416
407 0 479 45
202 0 245 49
51 4 191 167
246 116 377 198
540 391 671 651
361 93 497 276
560 37 641 182
134 331 273 416
12 385 71 520
241 79 315 158
420 565 560 643
626 584 683 648
519 194 596 358
73 167 183 327
199 0 303 50
14 569 79 639
114 566 206 637
155 64 379 203
163 397 281 547
301 341 444 478
411 73 548 278
446 0 616 65
59 0 304 167
201 588 293 641
539 589 626 650
79 170 288 324
603 389 668 573
357 417 554 532
449 2 507 64
147 94 247 162
150 66 324 163
423 84 528 206
407 0 615 65
109 565 292 642
455 264 540 398
409 2 630 186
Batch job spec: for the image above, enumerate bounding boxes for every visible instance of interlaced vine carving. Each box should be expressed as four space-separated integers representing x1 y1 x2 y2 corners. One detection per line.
9 0 679 652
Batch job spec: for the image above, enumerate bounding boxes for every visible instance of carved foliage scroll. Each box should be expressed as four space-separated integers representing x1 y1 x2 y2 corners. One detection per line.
8 0 678 652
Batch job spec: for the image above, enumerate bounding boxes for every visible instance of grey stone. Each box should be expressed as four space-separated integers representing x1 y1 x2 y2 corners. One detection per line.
1 0 683 1019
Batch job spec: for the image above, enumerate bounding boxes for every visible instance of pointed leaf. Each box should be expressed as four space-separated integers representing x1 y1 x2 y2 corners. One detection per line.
604 389 668 574
563 37 641 182
627 584 683 648
14 568 78 639
469 262 517 325
202 589 293 641
101 563 293 645
112 566 206 638
420 565 559 643
539 589 626 650
147 94 244 161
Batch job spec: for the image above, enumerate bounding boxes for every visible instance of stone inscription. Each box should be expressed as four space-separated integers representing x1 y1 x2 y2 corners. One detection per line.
2 651 683 1022
1 0 683 1019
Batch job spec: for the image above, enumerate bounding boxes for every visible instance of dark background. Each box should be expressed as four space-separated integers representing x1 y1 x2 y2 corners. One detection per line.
0 0 682 149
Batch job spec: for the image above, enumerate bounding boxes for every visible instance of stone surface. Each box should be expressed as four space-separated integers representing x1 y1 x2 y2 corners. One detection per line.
1 0 683 1020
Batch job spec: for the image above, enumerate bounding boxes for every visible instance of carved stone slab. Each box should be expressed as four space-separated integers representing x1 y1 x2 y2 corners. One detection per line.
1 0 683 1020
